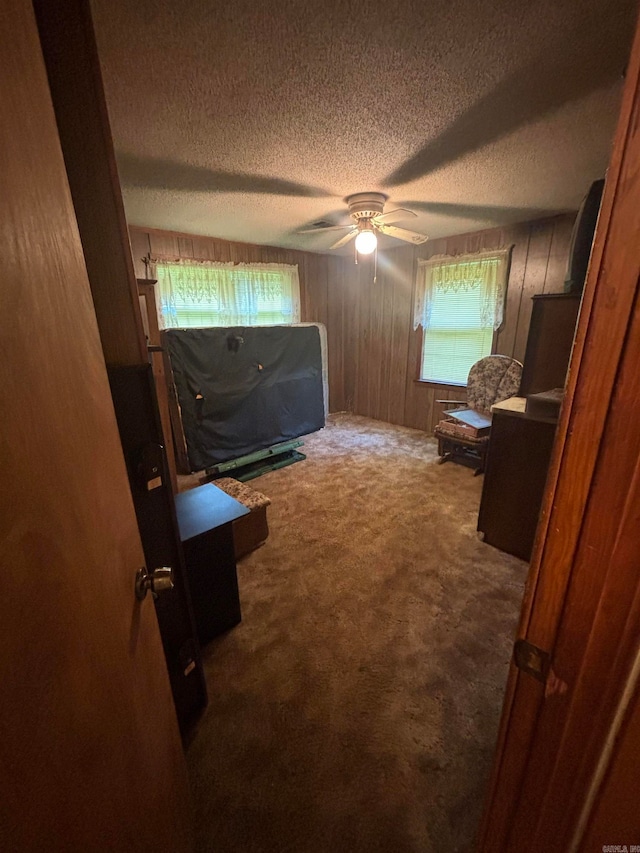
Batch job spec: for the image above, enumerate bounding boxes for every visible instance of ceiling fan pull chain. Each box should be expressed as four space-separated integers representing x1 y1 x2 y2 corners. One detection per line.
374 245 378 283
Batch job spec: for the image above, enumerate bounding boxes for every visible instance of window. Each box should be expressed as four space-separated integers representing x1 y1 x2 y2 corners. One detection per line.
153 260 301 328
414 249 510 385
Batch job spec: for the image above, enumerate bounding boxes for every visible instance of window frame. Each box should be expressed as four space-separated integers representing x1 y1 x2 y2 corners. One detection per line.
414 249 510 386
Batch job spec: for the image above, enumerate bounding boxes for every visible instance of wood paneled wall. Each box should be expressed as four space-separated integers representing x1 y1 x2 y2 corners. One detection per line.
128 215 575 429
333 213 576 432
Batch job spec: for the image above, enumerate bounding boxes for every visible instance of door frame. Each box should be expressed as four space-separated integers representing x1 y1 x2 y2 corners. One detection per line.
478 10 640 848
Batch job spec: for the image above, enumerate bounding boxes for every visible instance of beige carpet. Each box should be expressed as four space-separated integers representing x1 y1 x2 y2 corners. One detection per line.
185 414 527 853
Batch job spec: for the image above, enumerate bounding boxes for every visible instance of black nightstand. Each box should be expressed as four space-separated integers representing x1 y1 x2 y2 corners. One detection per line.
175 483 250 645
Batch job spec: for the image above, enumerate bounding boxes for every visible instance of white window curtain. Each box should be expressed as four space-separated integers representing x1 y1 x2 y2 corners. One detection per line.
414 248 511 384
152 258 301 328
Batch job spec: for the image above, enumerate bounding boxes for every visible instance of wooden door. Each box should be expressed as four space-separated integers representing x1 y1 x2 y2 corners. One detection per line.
478 11 640 850
0 2 192 849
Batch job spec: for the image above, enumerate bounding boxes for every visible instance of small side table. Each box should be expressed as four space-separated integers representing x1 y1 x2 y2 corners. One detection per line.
175 483 250 645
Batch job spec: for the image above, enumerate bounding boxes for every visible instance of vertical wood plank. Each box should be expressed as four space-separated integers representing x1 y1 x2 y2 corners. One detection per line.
188 236 213 260
543 213 575 294
467 230 483 254
378 257 395 421
326 255 345 412
148 231 180 258
299 254 311 321
512 220 555 362
342 255 357 412
357 257 374 415
403 328 425 429
129 228 151 279
386 247 413 425
419 386 436 433
368 259 384 419
177 236 193 259
317 253 330 330
495 223 530 358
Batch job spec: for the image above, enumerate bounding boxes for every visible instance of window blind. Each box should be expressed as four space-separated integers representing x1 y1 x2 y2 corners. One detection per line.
421 289 494 383
417 249 509 384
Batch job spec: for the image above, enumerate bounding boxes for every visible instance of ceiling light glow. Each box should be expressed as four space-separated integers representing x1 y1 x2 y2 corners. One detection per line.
355 229 377 255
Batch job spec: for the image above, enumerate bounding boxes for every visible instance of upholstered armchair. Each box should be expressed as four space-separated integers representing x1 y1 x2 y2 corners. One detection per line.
434 355 523 474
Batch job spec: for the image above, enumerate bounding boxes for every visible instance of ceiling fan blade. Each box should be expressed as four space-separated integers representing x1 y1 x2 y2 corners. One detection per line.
330 229 358 250
377 223 428 245
373 208 418 225
298 223 353 234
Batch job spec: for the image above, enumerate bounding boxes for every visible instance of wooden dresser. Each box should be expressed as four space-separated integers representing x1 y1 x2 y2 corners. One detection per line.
478 293 581 561
477 398 558 561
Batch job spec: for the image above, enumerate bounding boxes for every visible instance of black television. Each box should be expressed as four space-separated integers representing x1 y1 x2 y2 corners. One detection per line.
564 178 605 294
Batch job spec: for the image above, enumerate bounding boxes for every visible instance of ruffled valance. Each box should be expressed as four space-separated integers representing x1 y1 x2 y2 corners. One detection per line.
413 248 512 332
151 258 301 328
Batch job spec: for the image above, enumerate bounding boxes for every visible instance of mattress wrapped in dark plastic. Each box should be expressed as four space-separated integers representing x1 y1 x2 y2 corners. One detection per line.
164 325 325 470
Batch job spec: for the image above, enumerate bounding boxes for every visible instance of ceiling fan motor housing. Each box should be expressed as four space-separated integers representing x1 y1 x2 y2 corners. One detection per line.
347 192 387 222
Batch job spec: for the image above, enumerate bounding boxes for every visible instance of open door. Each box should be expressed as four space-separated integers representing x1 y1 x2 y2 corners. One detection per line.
0 1 192 848
478 11 640 850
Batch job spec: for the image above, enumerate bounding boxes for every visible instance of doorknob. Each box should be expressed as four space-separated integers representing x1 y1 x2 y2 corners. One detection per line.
135 566 174 601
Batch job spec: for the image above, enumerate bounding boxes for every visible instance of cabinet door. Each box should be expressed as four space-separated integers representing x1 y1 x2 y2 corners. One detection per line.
478 412 557 561
182 525 242 646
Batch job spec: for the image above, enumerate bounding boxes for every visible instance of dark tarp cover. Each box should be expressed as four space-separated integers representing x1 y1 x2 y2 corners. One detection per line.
165 325 325 471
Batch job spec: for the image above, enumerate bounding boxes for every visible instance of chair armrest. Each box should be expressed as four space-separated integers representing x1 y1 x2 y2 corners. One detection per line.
436 399 467 406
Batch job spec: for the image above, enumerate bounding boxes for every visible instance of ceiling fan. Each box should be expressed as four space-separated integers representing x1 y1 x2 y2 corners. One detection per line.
299 192 429 254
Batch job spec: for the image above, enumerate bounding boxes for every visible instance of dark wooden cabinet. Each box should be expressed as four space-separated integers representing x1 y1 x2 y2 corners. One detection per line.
477 406 558 561
477 292 580 561
108 365 208 731
174 484 249 646
519 293 581 397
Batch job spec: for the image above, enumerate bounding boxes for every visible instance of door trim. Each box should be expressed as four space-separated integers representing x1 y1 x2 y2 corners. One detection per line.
478 11 640 847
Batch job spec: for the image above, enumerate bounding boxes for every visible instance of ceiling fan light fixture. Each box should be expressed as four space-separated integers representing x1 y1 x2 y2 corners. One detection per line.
300 192 427 250
355 228 377 255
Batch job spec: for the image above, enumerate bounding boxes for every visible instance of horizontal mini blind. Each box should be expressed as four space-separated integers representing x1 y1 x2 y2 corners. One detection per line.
421 282 494 384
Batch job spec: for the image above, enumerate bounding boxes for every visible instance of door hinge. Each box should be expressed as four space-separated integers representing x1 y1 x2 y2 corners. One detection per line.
513 638 551 683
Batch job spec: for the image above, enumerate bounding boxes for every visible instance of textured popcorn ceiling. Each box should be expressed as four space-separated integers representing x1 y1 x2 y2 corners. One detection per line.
91 0 637 252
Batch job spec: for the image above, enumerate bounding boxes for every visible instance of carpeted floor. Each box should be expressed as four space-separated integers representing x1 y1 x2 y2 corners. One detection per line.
185 414 527 853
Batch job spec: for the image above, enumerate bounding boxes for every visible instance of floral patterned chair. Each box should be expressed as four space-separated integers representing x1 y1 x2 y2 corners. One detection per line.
434 355 523 474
